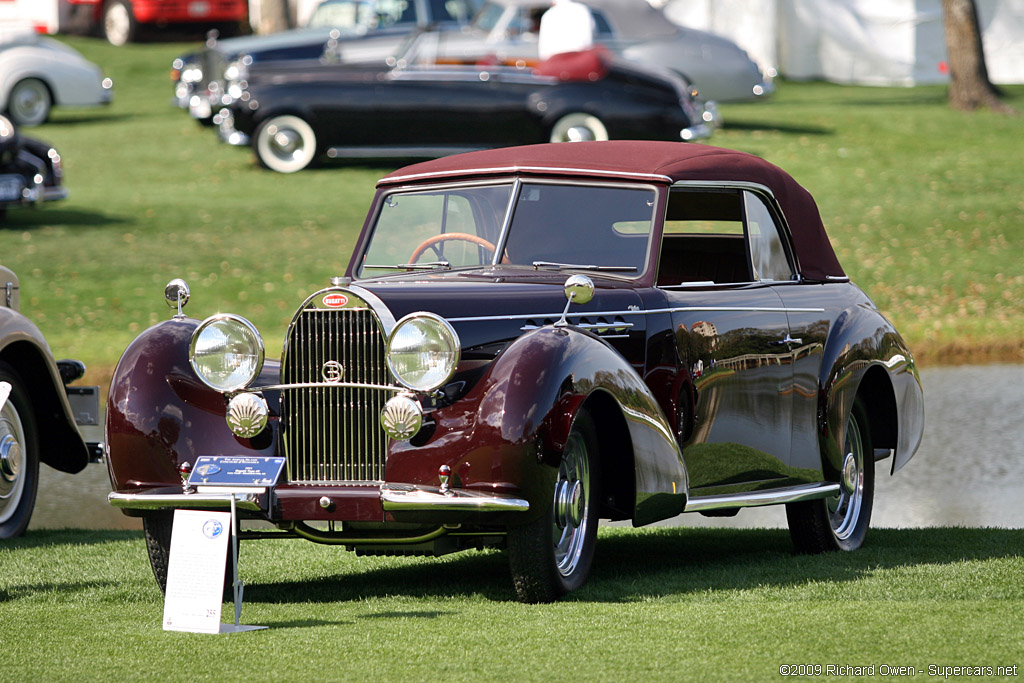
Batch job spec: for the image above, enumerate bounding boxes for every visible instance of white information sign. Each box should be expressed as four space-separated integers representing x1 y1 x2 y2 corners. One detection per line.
162 509 232 633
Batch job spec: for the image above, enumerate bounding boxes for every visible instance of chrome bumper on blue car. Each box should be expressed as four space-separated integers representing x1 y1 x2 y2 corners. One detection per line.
215 108 249 146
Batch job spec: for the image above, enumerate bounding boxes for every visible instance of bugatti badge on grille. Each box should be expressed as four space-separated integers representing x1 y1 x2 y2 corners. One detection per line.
322 360 344 383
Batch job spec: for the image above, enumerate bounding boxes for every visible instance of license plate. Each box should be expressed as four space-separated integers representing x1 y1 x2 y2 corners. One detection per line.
0 175 24 202
188 1 211 17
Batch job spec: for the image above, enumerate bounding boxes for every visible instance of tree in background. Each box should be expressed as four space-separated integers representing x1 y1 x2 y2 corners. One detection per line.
258 0 292 34
941 0 1016 114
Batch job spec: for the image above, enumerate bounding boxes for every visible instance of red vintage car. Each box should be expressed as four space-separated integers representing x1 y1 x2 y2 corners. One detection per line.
65 0 249 46
106 141 924 602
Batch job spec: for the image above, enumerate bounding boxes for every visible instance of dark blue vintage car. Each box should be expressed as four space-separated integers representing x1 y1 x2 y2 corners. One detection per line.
106 141 923 602
215 37 717 171
0 115 67 217
173 0 481 121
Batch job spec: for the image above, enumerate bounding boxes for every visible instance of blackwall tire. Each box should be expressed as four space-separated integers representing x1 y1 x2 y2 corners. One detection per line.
254 115 318 173
0 362 39 539
7 79 51 127
508 409 601 603
548 113 609 143
143 509 236 600
786 398 874 553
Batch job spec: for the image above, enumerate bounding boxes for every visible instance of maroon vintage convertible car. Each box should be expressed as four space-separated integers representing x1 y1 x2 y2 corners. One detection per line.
106 141 924 602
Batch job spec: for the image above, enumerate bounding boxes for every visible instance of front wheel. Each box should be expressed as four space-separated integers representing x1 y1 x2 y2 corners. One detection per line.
0 362 39 539
7 79 51 127
786 399 874 553
507 409 601 603
254 115 318 173
143 510 236 601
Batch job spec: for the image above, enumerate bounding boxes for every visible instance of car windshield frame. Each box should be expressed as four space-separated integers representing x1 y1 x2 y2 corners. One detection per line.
355 177 660 280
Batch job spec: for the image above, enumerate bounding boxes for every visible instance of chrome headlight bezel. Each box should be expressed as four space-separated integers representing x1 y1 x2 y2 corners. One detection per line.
386 312 460 393
189 313 265 393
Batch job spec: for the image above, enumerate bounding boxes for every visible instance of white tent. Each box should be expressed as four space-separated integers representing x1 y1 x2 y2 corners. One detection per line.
664 0 1024 86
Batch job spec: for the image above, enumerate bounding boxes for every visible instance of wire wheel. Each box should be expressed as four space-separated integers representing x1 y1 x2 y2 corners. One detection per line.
786 398 874 553
508 409 601 602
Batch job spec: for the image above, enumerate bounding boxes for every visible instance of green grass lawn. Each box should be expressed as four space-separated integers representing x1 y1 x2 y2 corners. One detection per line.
1 526 1021 680
1 37 1022 396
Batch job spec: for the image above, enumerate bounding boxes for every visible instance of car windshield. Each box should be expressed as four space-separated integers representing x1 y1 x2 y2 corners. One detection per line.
357 181 657 278
308 0 412 30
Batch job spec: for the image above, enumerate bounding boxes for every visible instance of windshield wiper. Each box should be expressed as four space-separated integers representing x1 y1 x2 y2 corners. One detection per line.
364 261 452 271
532 261 638 273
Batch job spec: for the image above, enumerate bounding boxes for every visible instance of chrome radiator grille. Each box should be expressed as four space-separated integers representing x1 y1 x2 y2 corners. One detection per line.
282 307 389 483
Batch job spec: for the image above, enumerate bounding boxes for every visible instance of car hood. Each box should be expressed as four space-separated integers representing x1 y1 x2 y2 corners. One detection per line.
208 27 344 57
352 269 646 348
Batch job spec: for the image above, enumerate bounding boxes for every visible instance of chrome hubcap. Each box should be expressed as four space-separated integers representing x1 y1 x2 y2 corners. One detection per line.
552 428 591 577
0 402 26 522
828 413 864 541
271 127 301 156
564 125 596 142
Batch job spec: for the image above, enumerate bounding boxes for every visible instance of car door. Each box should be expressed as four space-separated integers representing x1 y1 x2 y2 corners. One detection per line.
656 185 805 495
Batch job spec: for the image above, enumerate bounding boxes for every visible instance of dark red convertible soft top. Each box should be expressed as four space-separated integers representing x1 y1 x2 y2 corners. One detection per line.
380 141 845 280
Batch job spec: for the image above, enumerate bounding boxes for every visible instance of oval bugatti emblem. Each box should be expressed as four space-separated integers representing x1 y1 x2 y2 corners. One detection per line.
322 360 344 383
323 293 348 308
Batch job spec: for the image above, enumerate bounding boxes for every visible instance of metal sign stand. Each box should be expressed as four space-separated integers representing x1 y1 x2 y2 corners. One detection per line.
219 495 265 634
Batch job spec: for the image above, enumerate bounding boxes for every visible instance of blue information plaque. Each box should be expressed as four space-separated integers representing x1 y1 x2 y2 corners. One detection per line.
188 456 286 488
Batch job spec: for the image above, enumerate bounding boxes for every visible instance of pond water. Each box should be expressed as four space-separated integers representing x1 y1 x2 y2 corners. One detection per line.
27 364 1024 532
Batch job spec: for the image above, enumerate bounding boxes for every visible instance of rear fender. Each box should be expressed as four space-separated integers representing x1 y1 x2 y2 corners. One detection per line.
820 308 924 476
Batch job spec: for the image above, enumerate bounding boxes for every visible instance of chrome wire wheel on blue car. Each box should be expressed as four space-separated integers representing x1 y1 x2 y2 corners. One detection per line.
508 409 601 603
787 398 874 553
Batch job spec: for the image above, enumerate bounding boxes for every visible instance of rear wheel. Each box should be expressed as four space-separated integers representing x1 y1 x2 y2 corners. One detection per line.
103 0 138 47
508 410 601 602
549 113 608 143
254 115 318 173
0 362 39 539
786 399 874 553
143 510 236 601
7 79 51 127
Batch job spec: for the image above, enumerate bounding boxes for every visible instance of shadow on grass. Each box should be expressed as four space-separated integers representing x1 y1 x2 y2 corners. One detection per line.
0 207 130 229
244 526 1023 605
723 120 833 136
8 529 141 548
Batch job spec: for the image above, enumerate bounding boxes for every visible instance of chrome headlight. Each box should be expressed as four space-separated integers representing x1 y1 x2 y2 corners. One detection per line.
386 313 460 392
189 314 264 392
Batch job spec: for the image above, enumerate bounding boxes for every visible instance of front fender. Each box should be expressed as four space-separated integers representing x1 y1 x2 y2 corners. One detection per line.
0 310 88 474
438 326 687 524
105 318 279 498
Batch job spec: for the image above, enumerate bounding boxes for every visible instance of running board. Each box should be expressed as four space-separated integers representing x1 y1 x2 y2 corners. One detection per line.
684 482 841 514
326 145 488 159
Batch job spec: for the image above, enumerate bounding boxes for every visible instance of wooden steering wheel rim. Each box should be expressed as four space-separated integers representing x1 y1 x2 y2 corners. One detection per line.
409 232 498 264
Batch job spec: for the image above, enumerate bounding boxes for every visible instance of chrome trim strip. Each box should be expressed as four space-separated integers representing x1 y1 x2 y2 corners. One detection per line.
327 145 486 159
381 166 674 186
447 306 824 324
246 381 401 393
108 491 262 511
381 486 530 512
684 482 840 513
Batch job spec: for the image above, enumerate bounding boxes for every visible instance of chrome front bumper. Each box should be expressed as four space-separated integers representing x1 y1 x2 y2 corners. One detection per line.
109 484 529 514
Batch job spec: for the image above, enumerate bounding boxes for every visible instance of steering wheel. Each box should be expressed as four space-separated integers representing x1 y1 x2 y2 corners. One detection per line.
409 232 499 264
